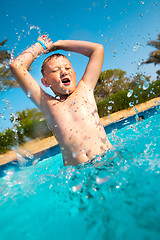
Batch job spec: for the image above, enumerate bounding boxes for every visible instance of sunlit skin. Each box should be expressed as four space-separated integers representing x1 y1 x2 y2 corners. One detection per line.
10 35 111 166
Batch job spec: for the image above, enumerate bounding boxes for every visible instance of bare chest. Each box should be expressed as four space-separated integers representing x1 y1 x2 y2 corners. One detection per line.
43 88 100 136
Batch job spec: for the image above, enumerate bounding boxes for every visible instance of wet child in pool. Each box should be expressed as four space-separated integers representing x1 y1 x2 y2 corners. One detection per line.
10 35 111 166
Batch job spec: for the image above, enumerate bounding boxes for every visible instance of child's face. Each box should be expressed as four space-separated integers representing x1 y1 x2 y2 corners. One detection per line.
42 56 76 96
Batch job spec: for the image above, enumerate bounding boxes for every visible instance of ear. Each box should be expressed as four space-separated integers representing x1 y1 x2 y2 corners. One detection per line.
41 78 50 87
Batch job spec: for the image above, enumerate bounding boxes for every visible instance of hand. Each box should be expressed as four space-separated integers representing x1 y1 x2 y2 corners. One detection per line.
37 35 54 53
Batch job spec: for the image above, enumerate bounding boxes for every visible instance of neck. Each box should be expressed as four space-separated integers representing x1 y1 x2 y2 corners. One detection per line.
55 94 68 101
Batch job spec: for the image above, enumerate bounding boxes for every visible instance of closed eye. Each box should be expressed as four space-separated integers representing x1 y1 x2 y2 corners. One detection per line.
52 67 60 72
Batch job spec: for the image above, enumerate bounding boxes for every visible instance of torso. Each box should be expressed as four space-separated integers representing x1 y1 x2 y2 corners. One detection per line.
41 81 111 166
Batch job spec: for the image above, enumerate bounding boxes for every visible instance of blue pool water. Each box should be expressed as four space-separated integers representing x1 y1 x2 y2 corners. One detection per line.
0 106 160 240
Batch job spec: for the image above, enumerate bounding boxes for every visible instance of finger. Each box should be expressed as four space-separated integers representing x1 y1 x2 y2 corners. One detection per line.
42 35 48 40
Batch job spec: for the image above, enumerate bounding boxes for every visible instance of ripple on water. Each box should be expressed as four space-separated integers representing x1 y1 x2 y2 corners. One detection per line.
0 113 160 239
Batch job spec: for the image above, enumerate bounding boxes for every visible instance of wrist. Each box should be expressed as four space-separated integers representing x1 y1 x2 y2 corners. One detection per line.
34 42 45 54
37 40 47 50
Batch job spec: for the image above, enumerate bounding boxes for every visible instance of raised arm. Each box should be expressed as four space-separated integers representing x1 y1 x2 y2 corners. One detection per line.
50 40 104 90
10 36 104 108
10 36 53 108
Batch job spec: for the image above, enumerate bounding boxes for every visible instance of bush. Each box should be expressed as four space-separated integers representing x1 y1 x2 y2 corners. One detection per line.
0 128 15 153
0 108 53 154
97 79 160 117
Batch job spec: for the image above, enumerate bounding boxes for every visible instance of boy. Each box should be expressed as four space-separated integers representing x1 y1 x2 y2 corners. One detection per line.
10 35 111 166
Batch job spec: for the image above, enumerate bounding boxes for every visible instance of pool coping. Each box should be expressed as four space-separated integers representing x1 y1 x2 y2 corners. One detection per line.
0 97 160 167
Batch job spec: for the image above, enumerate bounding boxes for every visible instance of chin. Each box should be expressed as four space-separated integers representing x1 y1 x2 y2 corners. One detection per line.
65 85 76 94
54 84 76 96
69 87 76 94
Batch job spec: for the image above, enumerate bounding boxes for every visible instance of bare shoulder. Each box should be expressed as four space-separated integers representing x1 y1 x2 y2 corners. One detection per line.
40 91 58 111
76 79 94 94
72 80 96 106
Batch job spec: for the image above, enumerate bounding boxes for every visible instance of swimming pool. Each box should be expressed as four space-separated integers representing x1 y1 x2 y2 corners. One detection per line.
0 105 160 240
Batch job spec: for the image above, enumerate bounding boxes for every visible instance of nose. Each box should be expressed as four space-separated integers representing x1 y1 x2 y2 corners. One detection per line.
60 68 67 77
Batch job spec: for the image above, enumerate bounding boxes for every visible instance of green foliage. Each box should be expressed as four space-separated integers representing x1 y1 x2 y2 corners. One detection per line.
14 108 52 140
94 69 151 103
0 39 19 90
94 69 130 102
0 108 52 154
142 34 160 76
0 128 15 153
97 79 160 118
128 73 151 89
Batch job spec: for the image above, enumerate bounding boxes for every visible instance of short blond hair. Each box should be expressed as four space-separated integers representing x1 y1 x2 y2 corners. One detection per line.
41 53 69 76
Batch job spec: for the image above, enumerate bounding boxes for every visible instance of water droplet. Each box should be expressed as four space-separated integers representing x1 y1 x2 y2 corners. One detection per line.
140 0 145 4
127 89 133 97
134 107 138 113
108 106 112 110
20 129 24 134
66 90 69 94
96 176 110 184
73 152 78 158
109 100 114 104
27 90 32 97
72 184 82 192
143 81 149 90
129 102 134 107
133 42 141 52
56 95 60 100
72 100 76 105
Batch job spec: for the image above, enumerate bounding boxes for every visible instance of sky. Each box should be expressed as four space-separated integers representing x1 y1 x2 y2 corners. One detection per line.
0 0 160 130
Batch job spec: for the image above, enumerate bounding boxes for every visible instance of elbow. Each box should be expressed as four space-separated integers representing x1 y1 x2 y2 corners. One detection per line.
10 61 17 72
10 60 21 73
97 44 104 58
98 44 104 54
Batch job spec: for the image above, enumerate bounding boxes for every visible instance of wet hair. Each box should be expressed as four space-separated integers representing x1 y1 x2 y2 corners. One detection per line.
41 53 70 76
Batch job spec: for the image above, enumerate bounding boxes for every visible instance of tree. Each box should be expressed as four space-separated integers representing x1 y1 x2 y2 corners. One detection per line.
94 69 130 103
0 39 19 90
142 34 160 76
128 73 151 89
10 108 52 140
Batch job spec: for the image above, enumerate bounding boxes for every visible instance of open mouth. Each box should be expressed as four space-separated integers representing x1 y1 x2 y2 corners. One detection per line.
61 78 71 85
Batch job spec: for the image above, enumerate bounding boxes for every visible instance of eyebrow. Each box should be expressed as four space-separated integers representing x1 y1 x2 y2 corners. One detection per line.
51 64 71 69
